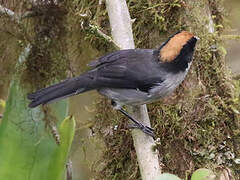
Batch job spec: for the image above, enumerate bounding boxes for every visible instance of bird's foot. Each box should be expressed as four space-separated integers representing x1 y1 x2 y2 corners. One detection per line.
111 100 155 138
128 123 155 138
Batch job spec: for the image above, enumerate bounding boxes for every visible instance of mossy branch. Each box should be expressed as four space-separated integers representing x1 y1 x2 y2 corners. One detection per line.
0 4 19 23
106 0 161 179
88 24 120 49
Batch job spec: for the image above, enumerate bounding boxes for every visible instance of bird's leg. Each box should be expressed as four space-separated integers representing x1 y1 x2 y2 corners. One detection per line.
118 108 155 137
111 100 155 138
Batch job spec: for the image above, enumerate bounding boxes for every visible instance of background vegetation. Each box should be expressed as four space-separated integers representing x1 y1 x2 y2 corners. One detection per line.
0 0 239 179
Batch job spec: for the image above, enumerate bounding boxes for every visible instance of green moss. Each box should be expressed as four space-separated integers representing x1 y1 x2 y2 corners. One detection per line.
129 0 183 47
92 98 140 179
20 4 69 89
65 0 114 53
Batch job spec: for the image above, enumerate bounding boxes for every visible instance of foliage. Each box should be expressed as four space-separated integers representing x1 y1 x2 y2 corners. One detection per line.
191 168 215 180
0 99 6 109
0 77 69 180
0 2 73 180
0 0 239 179
155 169 216 180
155 173 181 180
47 116 76 180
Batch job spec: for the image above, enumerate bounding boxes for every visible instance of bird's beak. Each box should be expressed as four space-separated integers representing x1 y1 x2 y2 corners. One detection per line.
194 36 200 40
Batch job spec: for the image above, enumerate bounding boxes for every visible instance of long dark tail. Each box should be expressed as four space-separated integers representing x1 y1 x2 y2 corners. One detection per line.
28 74 93 108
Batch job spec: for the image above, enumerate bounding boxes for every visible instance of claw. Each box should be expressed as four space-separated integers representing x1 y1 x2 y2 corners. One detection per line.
128 123 155 138
114 106 155 138
141 126 155 138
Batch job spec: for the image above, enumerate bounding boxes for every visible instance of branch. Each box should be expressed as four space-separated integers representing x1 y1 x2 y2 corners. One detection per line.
222 35 240 40
0 5 31 42
88 24 119 49
106 1 134 49
0 5 15 17
106 0 161 179
66 160 73 180
0 4 19 23
77 12 120 49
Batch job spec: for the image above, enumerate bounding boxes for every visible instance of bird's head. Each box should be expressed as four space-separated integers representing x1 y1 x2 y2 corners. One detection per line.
159 31 199 63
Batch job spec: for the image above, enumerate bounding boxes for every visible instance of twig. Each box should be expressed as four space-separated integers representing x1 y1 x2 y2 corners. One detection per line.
0 5 31 43
66 160 73 180
88 24 120 49
0 4 19 23
77 12 119 49
0 5 15 17
20 11 43 20
50 123 61 145
0 28 22 40
222 35 240 40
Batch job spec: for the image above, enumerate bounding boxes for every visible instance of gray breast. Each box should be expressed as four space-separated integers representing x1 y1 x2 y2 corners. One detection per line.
149 69 188 98
98 88 150 106
148 61 191 100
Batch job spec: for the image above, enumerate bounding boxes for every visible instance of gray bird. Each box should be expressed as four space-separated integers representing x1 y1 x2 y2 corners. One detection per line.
28 31 199 137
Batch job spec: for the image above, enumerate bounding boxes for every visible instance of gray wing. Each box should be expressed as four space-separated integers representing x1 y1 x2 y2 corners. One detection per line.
88 49 165 93
88 49 137 67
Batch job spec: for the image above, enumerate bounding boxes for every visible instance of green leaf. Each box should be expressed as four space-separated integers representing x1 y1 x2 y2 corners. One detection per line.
155 173 181 180
218 46 227 56
0 79 69 180
191 168 216 180
0 44 69 180
0 99 5 109
46 116 75 180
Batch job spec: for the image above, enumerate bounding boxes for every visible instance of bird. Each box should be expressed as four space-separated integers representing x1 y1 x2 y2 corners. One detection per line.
28 31 199 138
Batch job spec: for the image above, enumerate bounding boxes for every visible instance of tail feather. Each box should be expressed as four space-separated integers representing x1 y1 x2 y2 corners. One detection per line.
27 78 71 100
28 75 92 108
